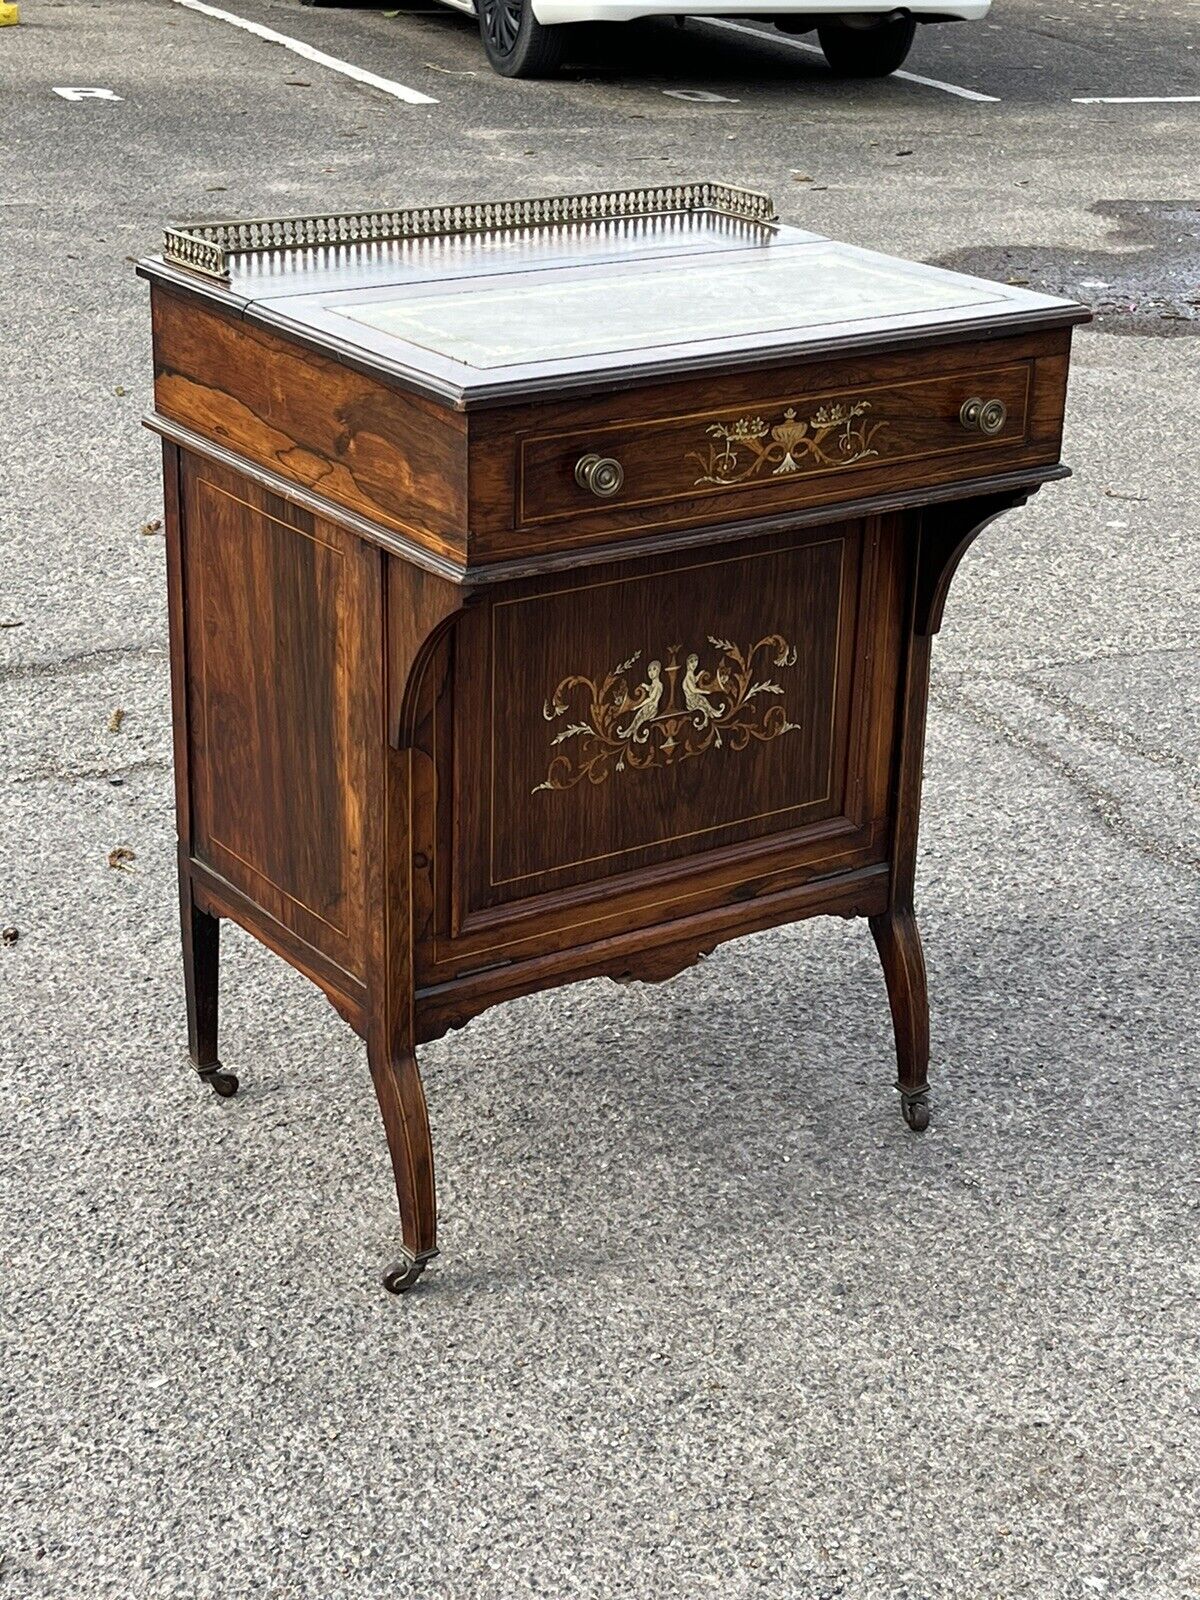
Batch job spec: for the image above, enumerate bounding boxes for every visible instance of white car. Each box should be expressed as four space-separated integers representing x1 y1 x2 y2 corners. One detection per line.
306 0 989 80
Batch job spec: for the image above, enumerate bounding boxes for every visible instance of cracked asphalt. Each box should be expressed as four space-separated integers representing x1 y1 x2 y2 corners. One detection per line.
2 0 1198 1596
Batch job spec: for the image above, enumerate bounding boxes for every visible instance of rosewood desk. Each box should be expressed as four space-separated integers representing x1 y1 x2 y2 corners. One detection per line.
139 185 1087 1292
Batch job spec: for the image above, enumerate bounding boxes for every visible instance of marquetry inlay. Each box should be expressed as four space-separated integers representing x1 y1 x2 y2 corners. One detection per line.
532 635 802 793
689 401 890 487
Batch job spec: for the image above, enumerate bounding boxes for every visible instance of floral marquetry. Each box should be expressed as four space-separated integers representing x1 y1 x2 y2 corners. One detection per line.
533 636 803 793
690 401 890 487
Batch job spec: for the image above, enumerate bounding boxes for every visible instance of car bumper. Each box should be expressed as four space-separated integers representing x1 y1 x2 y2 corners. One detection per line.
533 0 989 24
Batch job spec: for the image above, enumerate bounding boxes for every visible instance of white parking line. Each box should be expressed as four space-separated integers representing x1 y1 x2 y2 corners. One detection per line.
167 0 438 105
700 18 1000 103
663 87 739 102
1073 96 1200 104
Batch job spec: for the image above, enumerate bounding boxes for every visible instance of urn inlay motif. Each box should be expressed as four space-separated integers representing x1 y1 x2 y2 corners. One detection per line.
689 400 890 487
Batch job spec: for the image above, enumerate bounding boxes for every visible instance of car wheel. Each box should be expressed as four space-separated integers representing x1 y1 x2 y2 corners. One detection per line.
478 0 567 76
816 14 917 76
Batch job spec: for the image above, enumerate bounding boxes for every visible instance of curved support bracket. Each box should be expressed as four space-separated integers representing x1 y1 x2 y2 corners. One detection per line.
914 486 1040 637
386 560 475 749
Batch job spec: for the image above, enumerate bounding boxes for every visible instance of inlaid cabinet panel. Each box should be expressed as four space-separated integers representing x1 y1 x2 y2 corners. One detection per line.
437 520 902 946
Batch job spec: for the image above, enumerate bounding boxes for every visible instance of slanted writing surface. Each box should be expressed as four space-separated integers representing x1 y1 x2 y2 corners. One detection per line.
331 245 1000 369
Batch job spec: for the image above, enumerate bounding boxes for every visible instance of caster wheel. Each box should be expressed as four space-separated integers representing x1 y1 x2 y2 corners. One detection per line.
382 1253 433 1295
204 1066 239 1098
900 1091 930 1132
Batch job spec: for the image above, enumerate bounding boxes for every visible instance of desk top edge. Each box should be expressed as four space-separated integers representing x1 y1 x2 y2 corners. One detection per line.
138 183 1091 409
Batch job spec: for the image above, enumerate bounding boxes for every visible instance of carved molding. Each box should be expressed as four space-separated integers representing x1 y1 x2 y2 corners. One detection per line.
388 567 473 749
914 487 1038 636
607 943 718 986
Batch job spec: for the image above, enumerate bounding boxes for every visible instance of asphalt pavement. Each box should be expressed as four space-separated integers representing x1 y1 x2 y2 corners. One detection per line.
2 1 1198 1596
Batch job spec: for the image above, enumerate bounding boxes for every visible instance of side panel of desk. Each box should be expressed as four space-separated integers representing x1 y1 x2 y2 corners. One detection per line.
165 443 379 1024
151 287 470 565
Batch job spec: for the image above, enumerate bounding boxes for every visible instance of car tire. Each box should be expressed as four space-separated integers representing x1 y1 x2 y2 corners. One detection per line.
816 14 917 76
478 0 567 76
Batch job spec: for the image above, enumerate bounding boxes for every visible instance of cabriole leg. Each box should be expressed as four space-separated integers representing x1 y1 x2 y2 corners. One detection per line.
179 873 238 1099
368 1042 439 1294
869 905 930 1131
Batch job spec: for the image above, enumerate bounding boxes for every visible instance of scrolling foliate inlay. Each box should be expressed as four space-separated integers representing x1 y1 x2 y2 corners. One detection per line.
532 637 802 793
689 401 890 487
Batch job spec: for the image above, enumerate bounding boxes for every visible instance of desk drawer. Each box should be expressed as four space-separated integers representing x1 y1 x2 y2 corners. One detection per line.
518 361 1032 529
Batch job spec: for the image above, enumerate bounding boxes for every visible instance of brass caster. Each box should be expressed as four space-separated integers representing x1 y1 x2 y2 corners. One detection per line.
899 1087 930 1132
382 1250 436 1296
199 1064 239 1098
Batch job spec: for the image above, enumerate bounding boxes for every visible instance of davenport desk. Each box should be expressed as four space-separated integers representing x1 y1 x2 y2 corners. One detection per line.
139 185 1087 1293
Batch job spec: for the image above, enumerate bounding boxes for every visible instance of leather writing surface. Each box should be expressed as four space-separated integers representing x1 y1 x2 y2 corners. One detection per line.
333 246 997 368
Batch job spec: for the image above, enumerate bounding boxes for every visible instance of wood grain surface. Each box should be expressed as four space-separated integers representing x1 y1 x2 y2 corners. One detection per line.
179 453 373 978
153 289 469 561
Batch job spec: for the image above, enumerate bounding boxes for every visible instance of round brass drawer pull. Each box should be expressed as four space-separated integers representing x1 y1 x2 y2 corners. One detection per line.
575 453 625 498
959 396 1008 436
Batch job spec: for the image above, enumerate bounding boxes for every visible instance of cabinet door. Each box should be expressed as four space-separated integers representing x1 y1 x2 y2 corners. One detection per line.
416 518 904 976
